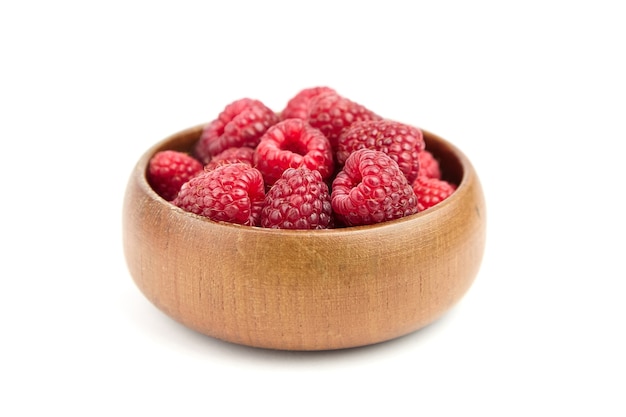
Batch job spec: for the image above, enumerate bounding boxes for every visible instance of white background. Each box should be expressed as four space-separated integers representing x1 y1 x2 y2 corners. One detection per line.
1 1 625 415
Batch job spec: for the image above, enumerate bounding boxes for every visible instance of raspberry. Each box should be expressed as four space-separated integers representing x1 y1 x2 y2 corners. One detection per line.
254 118 334 186
194 98 279 164
261 168 333 229
337 120 425 183
204 146 255 171
280 86 336 120
147 150 203 201
417 149 442 179
173 163 265 226
412 176 456 212
331 149 418 226
307 93 381 151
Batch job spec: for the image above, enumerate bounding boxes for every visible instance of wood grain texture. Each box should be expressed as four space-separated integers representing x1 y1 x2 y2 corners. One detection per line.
123 125 486 350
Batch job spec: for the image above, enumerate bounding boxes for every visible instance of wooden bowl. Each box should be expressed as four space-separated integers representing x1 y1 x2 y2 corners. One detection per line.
122 124 486 350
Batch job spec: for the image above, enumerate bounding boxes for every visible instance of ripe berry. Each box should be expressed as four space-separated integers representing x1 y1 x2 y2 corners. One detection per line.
337 120 425 183
261 168 333 229
412 176 456 212
204 146 255 171
147 150 203 201
173 163 265 226
280 86 336 120
307 93 381 151
331 149 418 226
194 98 279 164
417 150 441 179
254 118 334 186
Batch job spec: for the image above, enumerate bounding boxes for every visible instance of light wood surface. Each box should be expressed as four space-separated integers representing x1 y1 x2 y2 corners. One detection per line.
122 125 486 350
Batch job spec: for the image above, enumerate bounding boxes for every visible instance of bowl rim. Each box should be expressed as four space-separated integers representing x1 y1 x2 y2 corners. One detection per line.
132 123 476 237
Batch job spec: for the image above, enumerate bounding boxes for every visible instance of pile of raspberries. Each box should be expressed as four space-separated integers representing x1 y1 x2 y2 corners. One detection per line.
147 87 457 229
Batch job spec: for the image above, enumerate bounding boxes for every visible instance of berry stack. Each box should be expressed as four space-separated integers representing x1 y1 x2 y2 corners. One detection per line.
147 87 457 229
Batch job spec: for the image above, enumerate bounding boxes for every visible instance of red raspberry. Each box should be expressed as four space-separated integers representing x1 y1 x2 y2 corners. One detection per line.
194 98 279 164
147 150 203 201
417 150 441 179
173 163 265 226
261 168 333 230
337 120 425 184
412 176 456 212
307 93 381 151
280 86 336 120
254 118 334 186
204 146 255 171
331 149 418 226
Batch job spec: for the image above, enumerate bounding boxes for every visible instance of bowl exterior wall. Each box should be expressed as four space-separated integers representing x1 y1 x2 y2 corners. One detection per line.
123 126 486 350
